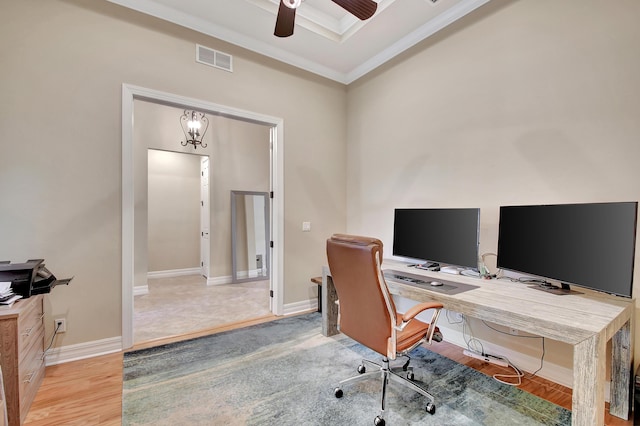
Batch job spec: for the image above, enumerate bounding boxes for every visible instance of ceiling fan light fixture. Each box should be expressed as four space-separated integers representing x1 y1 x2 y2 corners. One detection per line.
283 0 302 9
274 0 376 38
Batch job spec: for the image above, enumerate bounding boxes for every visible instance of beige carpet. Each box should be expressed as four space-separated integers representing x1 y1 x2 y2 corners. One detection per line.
134 274 270 343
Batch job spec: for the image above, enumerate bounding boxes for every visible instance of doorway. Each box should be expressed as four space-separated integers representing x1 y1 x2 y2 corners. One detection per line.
200 156 210 278
121 84 284 349
147 149 205 278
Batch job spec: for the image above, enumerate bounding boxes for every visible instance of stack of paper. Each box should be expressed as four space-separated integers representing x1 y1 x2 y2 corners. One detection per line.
0 281 22 308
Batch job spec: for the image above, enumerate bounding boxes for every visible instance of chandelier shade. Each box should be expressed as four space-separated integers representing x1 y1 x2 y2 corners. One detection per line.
180 110 209 149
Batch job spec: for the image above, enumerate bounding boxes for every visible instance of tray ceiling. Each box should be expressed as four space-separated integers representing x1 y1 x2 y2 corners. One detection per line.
107 0 491 84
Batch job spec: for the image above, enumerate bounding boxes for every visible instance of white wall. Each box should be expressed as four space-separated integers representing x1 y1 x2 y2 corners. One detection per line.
346 0 640 382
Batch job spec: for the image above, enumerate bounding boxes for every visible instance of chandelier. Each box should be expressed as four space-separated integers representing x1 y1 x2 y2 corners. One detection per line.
180 110 209 149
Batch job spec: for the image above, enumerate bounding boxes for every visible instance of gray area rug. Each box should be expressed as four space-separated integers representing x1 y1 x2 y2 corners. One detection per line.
123 313 570 425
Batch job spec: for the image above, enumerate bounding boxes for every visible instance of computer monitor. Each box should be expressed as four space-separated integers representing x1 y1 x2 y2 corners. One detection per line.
392 208 480 270
497 202 638 297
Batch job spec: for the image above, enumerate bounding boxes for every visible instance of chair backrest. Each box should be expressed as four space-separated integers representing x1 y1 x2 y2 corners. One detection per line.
326 234 397 357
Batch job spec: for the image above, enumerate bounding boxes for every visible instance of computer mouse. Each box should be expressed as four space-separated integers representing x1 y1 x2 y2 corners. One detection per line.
430 281 444 287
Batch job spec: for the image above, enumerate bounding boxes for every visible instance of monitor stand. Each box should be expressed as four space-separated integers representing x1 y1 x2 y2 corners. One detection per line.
532 282 582 295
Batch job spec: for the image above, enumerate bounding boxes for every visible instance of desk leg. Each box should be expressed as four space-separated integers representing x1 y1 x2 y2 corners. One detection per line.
572 333 606 426
321 270 339 337
610 319 632 420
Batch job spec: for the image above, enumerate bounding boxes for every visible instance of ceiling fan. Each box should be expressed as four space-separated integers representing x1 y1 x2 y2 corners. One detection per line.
274 0 378 38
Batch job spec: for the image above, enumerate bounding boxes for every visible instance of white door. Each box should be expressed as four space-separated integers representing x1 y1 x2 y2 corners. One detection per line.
200 156 210 278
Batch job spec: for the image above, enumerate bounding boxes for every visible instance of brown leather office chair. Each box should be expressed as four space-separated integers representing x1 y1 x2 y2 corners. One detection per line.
327 234 444 426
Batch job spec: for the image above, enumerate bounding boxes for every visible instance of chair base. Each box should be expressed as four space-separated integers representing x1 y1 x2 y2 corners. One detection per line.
334 357 436 423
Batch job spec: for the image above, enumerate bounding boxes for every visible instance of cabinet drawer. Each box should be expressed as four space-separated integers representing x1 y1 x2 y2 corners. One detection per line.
18 337 44 421
17 320 43 365
19 324 44 371
19 345 44 395
16 299 43 362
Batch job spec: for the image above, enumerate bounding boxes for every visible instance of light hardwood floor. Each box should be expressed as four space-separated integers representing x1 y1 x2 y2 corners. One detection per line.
25 313 633 425
24 315 280 426
24 275 274 425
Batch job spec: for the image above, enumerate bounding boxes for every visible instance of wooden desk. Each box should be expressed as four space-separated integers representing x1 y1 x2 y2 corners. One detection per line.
321 260 634 426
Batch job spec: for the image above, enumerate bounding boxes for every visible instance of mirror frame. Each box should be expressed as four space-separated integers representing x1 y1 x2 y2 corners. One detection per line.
231 190 270 283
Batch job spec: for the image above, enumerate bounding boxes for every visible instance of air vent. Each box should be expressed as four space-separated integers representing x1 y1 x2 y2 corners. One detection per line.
196 44 233 72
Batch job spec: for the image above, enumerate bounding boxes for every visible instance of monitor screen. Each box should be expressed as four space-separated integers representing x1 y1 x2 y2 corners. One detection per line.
393 208 480 269
497 202 638 297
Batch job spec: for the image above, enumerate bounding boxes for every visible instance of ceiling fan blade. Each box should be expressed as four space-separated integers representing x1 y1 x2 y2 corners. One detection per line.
331 0 377 20
274 0 297 38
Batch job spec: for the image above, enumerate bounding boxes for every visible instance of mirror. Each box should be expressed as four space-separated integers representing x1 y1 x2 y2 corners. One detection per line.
231 191 270 283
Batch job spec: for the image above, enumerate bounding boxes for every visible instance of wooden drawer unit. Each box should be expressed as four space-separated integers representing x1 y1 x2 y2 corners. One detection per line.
0 295 45 425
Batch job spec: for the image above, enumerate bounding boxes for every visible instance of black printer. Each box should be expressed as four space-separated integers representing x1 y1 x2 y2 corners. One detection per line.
0 259 71 298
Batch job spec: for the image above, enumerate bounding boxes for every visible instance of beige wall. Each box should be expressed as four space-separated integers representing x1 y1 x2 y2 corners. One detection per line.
346 0 640 377
210 119 270 279
147 150 201 272
134 101 212 284
0 0 347 347
132 101 206 288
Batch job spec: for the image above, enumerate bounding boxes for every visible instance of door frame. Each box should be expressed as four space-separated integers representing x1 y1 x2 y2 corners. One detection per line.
121 83 284 349
200 156 210 278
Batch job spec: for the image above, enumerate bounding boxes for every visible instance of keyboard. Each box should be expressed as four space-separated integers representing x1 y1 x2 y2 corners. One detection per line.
382 269 479 295
384 272 429 285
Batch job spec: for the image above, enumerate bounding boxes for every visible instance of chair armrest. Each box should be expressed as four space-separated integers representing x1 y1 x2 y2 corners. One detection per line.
396 302 444 344
401 302 443 323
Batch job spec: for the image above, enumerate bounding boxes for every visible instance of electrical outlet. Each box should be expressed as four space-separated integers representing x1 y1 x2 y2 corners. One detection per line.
54 318 67 333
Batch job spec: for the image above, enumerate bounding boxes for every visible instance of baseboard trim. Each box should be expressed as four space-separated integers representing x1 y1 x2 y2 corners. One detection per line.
207 275 232 286
441 327 574 387
147 267 201 279
438 327 612 402
133 285 149 296
44 336 122 366
144 271 233 286
283 298 318 316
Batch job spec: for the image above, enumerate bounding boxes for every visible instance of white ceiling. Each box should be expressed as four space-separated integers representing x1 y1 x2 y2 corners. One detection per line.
107 0 491 84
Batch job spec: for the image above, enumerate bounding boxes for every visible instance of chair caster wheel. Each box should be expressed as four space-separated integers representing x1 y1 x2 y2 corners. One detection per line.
426 402 436 415
402 359 410 371
374 416 385 426
406 372 415 380
334 387 343 398
357 364 366 374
